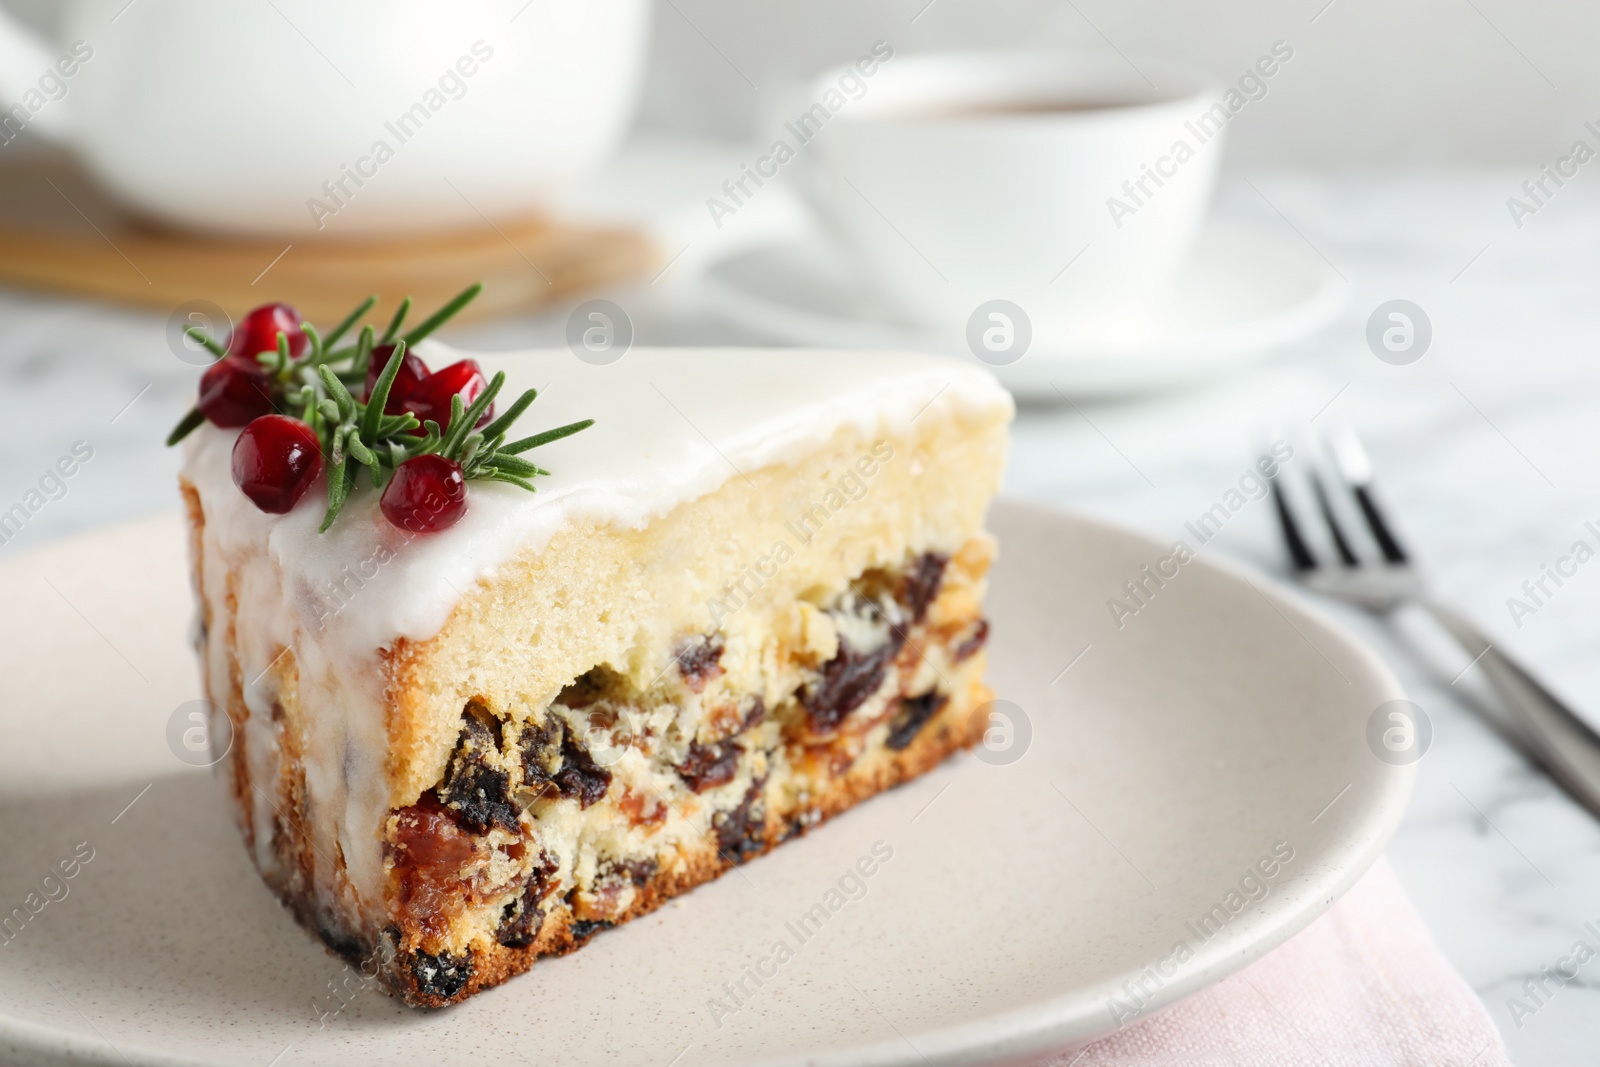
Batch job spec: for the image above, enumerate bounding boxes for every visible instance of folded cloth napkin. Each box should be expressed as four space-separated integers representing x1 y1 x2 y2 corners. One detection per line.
1032 858 1511 1067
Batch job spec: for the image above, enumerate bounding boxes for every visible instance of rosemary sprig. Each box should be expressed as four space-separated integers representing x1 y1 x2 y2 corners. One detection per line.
165 284 595 532
379 297 412 346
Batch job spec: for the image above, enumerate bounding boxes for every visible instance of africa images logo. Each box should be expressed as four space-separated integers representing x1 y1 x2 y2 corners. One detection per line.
1105 841 1296 1027
1105 41 1294 229
705 41 895 228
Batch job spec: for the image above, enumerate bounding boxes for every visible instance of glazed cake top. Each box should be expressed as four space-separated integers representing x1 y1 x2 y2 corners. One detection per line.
181 346 1013 655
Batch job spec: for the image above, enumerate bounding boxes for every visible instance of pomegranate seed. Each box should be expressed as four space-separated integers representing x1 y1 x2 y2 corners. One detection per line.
381 454 467 532
231 415 323 514
198 356 275 427
228 303 309 361
363 344 431 413
404 359 493 435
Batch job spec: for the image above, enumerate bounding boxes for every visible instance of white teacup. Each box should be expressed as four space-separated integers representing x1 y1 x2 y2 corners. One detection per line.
0 0 650 237
797 51 1223 345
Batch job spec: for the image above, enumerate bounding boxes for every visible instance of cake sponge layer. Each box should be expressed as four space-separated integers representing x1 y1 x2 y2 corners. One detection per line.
392 405 1009 807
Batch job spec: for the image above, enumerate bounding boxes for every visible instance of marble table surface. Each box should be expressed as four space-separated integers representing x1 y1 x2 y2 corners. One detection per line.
3 159 1597 1064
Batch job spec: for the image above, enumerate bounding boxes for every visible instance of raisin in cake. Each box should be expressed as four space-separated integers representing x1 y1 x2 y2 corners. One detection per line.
179 347 1012 1006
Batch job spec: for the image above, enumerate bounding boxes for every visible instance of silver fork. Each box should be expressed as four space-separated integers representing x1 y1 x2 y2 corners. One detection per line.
1268 425 1600 818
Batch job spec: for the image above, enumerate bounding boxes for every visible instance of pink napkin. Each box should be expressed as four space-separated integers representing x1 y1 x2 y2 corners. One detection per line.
1033 858 1511 1067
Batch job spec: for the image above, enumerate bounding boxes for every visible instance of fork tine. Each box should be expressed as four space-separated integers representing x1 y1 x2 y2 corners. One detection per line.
1267 448 1318 571
1309 469 1359 566
1326 426 1410 564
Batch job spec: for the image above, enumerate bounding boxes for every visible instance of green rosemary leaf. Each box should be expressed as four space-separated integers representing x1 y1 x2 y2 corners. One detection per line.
402 282 482 348
318 365 357 422
417 420 443 454
459 435 482 471
380 297 412 346
348 433 381 486
317 398 340 425
185 326 226 359
362 341 407 440
274 332 291 375
324 324 375 374
387 438 408 472
439 394 469 458
484 471 538 492
477 387 536 443
328 424 348 468
301 321 325 366
305 324 351 371
376 413 419 438
165 406 205 446
501 418 595 454
484 452 542 477
319 457 355 532
353 323 375 372
324 295 376 350
347 432 376 467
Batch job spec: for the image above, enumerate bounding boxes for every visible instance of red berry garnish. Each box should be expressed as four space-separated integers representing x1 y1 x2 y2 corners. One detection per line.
231 415 323 514
228 303 309 360
381 454 466 532
404 359 493 435
198 356 275 427
363 344 431 413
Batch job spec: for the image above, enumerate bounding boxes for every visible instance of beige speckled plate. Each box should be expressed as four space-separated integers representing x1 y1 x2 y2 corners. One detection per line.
0 500 1412 1067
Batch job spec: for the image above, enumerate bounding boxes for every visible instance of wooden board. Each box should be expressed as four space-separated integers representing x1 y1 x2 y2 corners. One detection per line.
0 155 657 323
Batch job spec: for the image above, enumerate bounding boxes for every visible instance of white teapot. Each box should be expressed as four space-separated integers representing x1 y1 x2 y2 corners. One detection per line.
0 0 650 236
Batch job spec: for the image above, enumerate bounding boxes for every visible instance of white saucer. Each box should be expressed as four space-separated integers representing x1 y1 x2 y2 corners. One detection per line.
696 224 1346 399
0 502 1410 1066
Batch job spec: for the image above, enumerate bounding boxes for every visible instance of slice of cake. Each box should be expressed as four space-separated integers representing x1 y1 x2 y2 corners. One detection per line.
177 331 1012 1006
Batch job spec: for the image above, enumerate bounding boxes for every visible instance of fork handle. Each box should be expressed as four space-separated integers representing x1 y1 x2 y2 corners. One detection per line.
1424 601 1600 818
